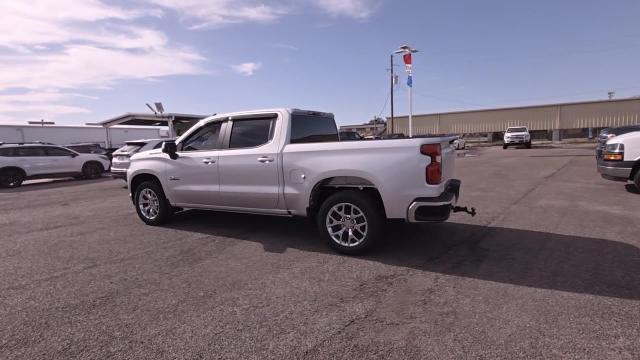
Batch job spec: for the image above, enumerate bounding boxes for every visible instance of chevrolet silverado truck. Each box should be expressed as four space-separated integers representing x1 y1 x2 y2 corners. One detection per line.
597 130 640 191
127 108 474 254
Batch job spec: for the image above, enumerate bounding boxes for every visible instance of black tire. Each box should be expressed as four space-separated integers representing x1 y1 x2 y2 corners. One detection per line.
316 190 384 255
82 162 103 179
0 168 25 188
134 181 172 225
526 141 532 149
634 170 640 192
503 144 508 150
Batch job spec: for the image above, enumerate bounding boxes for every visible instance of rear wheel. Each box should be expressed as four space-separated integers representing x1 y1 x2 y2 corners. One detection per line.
634 170 640 192
82 162 103 179
134 181 172 225
0 169 25 188
317 190 384 255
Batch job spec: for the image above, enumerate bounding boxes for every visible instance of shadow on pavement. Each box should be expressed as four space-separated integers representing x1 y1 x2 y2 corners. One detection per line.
166 210 640 301
0 176 112 193
625 184 640 194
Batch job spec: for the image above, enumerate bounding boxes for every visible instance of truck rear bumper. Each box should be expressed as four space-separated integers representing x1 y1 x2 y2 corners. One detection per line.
407 179 460 222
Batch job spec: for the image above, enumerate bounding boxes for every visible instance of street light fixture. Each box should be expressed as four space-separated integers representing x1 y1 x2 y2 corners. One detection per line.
394 45 419 137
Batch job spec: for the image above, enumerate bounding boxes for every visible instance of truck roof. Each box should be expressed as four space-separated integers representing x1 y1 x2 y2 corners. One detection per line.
201 108 334 122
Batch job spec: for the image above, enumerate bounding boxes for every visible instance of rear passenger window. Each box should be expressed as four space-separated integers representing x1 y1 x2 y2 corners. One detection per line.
0 148 13 156
14 147 46 156
290 114 338 144
46 147 74 156
229 118 275 149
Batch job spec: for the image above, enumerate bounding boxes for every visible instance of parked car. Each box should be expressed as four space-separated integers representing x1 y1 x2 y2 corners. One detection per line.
127 108 474 254
65 143 113 160
339 131 363 141
381 133 407 139
452 136 466 150
596 125 640 159
0 143 111 188
503 126 531 149
111 139 170 180
597 131 640 190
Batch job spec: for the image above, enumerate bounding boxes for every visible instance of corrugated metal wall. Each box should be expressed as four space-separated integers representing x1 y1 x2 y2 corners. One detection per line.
390 98 640 135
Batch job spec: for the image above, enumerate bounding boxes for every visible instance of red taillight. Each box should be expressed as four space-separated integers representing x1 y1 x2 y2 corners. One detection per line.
420 144 442 185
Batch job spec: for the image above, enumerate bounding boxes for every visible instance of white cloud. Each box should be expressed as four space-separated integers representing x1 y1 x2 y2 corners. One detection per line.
312 0 380 19
231 62 263 76
0 0 204 123
145 0 287 28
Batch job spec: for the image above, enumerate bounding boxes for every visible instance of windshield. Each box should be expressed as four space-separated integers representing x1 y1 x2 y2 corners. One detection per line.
507 127 527 133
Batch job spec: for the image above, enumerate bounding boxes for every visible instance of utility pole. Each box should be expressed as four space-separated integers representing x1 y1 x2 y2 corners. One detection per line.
390 54 394 134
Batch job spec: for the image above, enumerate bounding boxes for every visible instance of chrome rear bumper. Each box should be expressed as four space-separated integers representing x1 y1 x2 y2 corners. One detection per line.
407 180 461 222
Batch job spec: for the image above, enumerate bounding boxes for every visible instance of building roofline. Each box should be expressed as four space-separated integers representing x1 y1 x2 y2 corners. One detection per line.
390 97 640 119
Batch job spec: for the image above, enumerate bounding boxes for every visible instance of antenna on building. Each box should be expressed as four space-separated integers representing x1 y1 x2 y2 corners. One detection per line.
146 103 158 114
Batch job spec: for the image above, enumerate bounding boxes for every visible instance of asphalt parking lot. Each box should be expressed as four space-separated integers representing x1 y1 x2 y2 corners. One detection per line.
1 144 639 359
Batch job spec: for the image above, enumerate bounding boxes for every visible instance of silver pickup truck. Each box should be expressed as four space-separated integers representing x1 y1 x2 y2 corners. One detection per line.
127 108 473 254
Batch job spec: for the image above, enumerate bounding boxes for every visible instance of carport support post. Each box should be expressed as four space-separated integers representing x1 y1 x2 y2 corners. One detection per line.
168 116 175 138
552 130 561 143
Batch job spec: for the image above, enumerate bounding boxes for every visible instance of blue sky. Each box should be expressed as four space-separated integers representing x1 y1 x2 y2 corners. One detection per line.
1 0 640 126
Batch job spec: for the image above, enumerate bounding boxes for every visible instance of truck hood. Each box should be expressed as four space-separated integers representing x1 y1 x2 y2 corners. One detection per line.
607 130 640 144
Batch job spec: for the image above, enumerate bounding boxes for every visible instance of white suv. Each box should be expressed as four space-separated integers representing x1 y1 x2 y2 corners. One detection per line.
503 126 531 149
0 143 111 188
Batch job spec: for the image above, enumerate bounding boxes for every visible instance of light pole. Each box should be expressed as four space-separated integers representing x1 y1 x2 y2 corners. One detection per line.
394 45 419 137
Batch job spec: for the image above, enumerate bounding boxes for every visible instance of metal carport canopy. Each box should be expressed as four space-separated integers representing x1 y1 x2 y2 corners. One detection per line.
87 112 208 139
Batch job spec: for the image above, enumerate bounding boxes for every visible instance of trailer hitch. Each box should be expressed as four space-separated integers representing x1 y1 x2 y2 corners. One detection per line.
452 205 476 217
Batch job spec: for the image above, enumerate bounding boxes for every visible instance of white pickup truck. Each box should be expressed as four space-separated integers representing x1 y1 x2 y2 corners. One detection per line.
127 108 474 254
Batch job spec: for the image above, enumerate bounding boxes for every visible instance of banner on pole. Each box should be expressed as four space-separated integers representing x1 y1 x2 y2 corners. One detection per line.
407 74 413 87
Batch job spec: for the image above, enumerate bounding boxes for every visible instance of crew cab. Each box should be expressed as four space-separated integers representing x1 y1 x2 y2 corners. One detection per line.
0 143 111 188
127 109 473 254
503 126 531 149
597 130 640 191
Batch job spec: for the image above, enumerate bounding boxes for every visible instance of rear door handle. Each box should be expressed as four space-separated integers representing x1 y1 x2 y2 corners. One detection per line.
257 156 274 163
202 158 216 165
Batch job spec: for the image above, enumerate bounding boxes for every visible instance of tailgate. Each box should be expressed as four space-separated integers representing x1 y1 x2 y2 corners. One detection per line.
439 137 457 182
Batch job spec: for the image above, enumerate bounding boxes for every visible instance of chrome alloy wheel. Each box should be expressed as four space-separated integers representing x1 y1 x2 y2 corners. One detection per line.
326 203 368 247
138 188 160 220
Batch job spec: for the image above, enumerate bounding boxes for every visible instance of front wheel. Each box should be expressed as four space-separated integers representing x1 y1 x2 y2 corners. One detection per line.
526 141 532 149
134 181 172 225
317 190 384 255
503 144 508 150
634 170 640 192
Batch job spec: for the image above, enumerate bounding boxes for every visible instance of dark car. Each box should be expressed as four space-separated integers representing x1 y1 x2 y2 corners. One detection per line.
596 125 640 158
339 131 363 141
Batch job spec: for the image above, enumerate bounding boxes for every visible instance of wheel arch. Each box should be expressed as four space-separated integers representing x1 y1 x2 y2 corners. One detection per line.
631 159 640 180
130 173 165 203
0 166 27 176
307 176 386 219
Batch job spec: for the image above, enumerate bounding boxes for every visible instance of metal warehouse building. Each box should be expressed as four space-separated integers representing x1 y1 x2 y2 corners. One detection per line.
390 97 640 140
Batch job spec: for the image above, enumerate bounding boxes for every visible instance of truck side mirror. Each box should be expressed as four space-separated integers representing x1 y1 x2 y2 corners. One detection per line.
162 141 178 160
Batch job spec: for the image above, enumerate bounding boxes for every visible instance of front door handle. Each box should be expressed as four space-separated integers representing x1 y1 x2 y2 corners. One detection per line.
202 158 216 165
257 156 274 163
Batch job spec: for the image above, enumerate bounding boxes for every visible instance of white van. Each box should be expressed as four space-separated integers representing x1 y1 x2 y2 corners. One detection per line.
597 131 640 190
